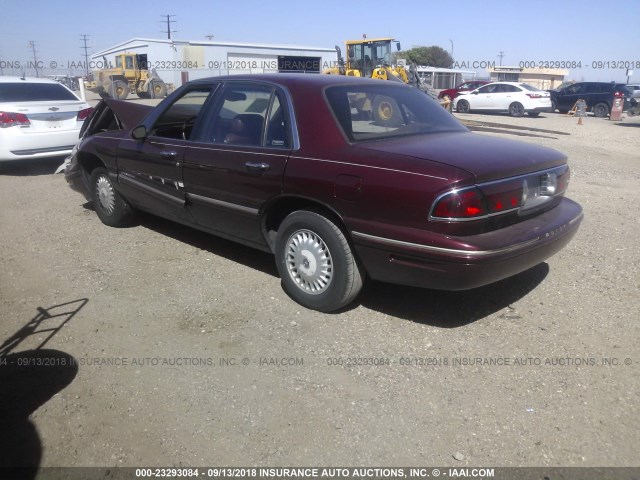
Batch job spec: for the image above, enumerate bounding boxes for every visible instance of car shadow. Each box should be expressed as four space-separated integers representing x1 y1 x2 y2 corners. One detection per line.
0 156 67 176
130 212 549 324
356 262 549 327
0 299 87 477
614 122 640 127
138 213 279 278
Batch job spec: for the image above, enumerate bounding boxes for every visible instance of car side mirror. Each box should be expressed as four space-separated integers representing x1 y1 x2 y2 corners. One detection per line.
131 125 148 140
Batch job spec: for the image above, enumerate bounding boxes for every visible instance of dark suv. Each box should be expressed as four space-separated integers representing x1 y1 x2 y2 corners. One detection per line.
549 82 635 117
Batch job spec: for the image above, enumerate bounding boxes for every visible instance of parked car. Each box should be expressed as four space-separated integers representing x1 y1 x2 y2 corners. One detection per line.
438 80 489 102
626 84 640 100
0 76 92 162
549 82 635 117
454 82 552 117
65 74 582 312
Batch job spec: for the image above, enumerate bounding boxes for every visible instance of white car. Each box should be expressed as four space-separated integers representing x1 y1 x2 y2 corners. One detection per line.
0 76 92 162
454 82 552 117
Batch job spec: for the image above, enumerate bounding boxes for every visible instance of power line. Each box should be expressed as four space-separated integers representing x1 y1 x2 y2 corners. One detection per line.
80 34 91 76
162 15 177 40
28 41 39 77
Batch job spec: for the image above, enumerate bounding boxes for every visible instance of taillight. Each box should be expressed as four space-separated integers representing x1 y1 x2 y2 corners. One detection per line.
0 111 30 128
430 166 570 222
482 178 524 213
77 107 93 121
431 187 487 219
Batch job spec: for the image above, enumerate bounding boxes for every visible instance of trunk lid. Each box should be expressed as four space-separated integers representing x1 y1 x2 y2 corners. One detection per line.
355 131 567 183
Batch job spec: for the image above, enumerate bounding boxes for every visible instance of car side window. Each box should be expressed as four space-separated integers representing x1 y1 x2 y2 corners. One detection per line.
478 85 496 94
565 84 583 94
207 84 273 146
265 93 290 148
150 87 214 140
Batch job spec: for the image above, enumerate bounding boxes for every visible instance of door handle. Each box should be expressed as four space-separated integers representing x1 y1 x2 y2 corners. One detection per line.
160 151 178 159
244 161 270 173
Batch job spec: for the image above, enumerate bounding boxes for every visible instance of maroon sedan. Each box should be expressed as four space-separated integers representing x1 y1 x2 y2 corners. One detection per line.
438 80 489 101
65 74 582 312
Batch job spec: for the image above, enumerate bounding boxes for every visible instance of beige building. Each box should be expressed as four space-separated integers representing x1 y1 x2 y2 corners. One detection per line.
488 66 568 89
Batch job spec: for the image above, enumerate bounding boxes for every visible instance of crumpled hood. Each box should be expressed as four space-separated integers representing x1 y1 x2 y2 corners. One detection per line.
104 99 154 129
355 131 567 183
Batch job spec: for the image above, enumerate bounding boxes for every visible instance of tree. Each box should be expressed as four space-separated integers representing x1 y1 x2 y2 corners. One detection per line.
397 46 453 68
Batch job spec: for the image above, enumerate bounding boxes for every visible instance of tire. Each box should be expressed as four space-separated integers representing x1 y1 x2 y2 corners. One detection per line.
593 102 609 118
111 80 129 100
508 102 525 117
149 81 168 99
456 99 470 113
275 211 363 312
371 94 403 127
90 167 134 227
527 111 540 117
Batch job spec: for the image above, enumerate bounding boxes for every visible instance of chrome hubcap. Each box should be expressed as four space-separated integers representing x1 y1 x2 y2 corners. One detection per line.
285 229 333 295
96 176 115 215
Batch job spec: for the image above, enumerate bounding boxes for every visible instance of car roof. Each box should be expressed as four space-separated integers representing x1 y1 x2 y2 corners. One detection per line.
188 73 413 89
0 76 62 84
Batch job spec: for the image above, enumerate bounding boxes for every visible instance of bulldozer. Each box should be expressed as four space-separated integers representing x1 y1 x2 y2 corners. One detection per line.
84 53 170 100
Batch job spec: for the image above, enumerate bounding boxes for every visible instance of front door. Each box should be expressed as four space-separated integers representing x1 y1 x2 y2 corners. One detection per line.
116 86 217 222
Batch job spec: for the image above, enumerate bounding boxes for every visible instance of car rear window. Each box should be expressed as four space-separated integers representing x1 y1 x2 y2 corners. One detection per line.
0 82 78 102
325 84 466 142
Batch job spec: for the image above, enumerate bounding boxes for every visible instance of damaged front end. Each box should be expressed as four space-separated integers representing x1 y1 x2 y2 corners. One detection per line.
63 99 154 197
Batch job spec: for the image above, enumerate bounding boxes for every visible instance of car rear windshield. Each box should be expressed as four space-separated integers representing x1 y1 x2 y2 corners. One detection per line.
325 84 466 142
0 83 79 102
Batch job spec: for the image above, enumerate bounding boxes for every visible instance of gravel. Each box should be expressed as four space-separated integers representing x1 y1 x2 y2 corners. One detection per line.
0 110 638 469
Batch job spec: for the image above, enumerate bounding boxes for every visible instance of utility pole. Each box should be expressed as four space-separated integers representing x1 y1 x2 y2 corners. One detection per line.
162 15 177 40
498 51 505 66
80 34 90 77
449 39 454 58
205 35 214 40
28 41 39 77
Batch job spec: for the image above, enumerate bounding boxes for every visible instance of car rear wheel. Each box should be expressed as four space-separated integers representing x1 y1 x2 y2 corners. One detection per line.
593 102 609 118
456 99 470 113
509 102 525 117
91 167 134 227
275 211 363 312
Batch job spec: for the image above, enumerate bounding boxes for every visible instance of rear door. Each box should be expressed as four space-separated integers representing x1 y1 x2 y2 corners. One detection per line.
182 81 293 247
116 85 217 222
557 83 585 111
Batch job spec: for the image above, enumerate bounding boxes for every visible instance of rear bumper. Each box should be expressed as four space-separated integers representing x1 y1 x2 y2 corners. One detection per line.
352 198 583 291
0 128 81 162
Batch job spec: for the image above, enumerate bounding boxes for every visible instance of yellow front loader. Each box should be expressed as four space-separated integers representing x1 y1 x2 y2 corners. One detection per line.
84 53 170 100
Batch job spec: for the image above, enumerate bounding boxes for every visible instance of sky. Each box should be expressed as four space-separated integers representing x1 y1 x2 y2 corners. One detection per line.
1 0 639 83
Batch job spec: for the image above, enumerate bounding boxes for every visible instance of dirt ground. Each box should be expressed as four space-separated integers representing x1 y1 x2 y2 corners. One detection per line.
0 108 638 471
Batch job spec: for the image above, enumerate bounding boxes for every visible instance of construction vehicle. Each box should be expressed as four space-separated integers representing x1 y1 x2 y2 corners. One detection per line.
324 38 412 82
84 53 170 100
323 37 442 124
